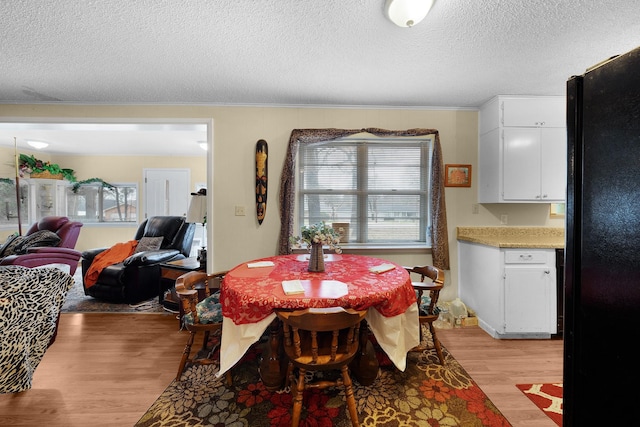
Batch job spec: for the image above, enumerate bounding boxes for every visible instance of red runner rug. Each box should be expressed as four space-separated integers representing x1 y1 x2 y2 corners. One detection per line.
516 383 563 426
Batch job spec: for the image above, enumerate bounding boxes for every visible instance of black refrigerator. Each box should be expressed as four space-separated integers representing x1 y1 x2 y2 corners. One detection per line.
565 45 640 426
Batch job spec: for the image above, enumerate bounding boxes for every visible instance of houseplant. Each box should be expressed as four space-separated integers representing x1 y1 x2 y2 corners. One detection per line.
290 221 342 272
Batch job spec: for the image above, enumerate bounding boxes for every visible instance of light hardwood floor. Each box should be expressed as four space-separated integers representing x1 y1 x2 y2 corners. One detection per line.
438 327 563 427
0 313 563 426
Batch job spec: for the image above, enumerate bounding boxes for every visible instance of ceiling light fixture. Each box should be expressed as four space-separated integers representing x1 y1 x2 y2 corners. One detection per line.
384 0 435 28
198 141 208 151
27 140 49 149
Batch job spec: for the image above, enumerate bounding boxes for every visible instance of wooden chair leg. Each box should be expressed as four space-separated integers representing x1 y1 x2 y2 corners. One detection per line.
284 361 293 390
291 368 305 427
429 323 445 365
176 331 196 381
410 322 427 352
418 321 426 349
341 365 360 427
201 330 211 352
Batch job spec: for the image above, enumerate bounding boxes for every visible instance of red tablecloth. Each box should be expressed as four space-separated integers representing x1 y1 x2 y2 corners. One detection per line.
221 254 415 325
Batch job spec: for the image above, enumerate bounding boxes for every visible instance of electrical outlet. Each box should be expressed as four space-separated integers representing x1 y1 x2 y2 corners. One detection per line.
472 204 480 214
500 214 508 225
235 206 246 216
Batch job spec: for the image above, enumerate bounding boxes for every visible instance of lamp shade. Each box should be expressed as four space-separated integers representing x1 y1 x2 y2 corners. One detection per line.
385 0 435 28
186 194 206 224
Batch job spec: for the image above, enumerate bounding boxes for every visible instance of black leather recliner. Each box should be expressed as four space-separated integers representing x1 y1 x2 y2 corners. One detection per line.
81 216 195 304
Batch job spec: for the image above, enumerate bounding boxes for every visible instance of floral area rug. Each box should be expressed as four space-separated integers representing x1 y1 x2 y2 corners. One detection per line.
61 269 165 313
516 383 563 426
136 335 511 427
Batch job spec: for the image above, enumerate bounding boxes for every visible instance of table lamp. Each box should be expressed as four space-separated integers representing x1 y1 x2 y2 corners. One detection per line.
187 188 207 266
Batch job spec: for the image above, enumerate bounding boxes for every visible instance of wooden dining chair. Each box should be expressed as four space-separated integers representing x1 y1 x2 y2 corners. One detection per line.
404 265 446 364
174 270 232 385
275 307 367 427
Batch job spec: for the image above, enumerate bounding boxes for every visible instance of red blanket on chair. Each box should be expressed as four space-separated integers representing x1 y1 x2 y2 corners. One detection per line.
83 240 138 288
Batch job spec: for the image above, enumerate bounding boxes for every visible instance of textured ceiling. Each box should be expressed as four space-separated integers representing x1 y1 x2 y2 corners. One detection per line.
0 0 638 155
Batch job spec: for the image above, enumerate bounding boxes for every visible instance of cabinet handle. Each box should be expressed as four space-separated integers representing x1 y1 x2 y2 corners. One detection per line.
544 270 550 274
542 194 548 198
519 254 533 260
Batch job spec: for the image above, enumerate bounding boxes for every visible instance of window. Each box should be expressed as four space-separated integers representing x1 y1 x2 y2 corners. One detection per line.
66 183 138 223
0 180 27 228
297 136 433 245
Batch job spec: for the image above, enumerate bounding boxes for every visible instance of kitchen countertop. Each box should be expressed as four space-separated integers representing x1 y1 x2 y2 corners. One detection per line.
457 227 565 248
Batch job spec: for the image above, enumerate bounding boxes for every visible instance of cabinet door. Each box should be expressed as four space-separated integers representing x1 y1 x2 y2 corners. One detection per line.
540 127 567 201
478 129 501 203
504 266 554 333
502 128 541 200
35 181 57 219
26 178 70 222
502 98 566 128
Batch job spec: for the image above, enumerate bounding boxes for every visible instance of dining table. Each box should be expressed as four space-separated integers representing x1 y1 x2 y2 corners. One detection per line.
217 253 419 389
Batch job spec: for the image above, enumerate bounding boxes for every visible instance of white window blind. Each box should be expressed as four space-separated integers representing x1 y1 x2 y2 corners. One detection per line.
297 136 433 245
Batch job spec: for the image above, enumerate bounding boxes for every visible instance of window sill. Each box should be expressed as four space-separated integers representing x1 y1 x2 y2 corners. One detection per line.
292 245 431 255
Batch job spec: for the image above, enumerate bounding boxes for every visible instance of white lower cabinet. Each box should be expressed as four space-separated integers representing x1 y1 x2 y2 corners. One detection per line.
458 241 557 338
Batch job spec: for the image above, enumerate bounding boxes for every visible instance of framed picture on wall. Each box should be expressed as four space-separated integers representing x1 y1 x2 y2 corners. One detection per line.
445 164 472 187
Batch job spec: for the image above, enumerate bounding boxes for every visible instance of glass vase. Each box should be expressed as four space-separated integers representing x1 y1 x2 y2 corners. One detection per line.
308 242 325 272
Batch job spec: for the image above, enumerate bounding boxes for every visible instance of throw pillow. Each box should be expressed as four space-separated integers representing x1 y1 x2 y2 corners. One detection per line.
135 236 164 253
0 233 20 257
13 230 62 255
1 235 26 257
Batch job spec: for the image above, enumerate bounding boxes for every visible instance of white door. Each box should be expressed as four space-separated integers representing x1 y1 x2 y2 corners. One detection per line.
143 169 190 219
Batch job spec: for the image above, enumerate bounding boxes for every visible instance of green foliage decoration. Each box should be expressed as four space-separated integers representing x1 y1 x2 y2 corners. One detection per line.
71 178 115 193
19 154 77 182
17 154 115 193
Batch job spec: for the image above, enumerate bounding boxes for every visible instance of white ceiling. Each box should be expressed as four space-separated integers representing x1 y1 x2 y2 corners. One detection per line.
0 0 638 156
0 121 208 157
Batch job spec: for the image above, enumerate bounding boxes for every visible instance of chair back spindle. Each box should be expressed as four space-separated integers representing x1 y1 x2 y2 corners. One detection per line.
275 307 366 427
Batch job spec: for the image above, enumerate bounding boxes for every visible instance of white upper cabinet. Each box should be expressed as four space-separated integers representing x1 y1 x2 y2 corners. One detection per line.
501 98 566 128
478 96 567 203
502 127 567 201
